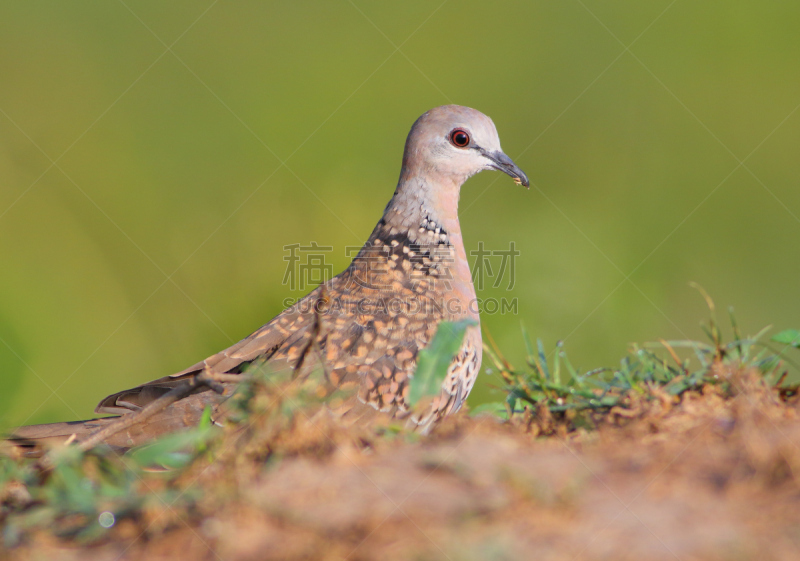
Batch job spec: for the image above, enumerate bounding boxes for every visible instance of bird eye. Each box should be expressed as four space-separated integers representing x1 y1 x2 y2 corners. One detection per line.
449 129 470 148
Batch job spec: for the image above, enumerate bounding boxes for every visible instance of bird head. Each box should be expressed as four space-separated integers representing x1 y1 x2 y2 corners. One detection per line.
401 105 529 189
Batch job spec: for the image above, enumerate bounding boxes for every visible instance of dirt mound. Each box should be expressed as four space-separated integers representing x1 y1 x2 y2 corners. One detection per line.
3 368 800 561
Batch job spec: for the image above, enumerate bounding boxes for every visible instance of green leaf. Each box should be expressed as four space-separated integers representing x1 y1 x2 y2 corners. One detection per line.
408 319 477 406
129 425 215 470
772 329 800 348
469 402 508 419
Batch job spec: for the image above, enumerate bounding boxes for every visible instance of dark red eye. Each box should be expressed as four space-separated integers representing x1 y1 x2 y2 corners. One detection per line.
450 129 470 148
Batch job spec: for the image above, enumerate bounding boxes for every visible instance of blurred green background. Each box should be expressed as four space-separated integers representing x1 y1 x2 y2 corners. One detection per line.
1 1 798 427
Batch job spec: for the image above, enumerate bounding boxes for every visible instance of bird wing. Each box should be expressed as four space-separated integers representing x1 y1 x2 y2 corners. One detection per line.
94 289 323 416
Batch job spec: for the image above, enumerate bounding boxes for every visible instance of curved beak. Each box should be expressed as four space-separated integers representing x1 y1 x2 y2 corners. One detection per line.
482 150 530 188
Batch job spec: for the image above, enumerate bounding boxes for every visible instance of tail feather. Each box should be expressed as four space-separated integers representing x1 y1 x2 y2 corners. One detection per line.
3 389 229 458
2 418 120 458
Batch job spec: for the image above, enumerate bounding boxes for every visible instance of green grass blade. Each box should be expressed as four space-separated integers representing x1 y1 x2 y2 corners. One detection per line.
537 339 549 381
520 321 536 367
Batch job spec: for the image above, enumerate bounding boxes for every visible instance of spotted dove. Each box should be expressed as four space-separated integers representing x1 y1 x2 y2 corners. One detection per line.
6 105 528 451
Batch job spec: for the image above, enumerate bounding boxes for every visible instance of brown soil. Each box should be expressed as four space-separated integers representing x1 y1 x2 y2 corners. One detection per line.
4 368 800 561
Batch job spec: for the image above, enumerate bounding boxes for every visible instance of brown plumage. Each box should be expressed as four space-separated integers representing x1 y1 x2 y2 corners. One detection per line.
5 105 528 453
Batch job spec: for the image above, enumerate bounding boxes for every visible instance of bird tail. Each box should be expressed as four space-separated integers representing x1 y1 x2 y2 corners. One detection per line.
2 417 121 458
2 390 227 458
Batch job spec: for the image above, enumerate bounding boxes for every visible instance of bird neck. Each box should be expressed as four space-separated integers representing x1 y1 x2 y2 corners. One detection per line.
356 175 478 321
380 175 463 243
